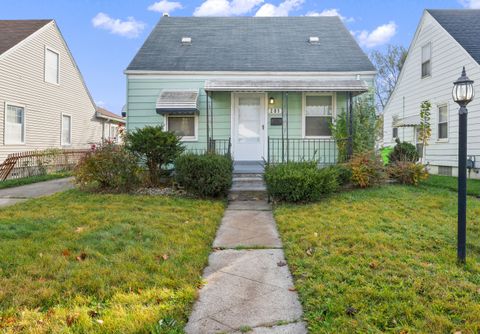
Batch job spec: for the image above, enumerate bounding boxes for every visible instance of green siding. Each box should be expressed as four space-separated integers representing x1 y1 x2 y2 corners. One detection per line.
127 77 372 161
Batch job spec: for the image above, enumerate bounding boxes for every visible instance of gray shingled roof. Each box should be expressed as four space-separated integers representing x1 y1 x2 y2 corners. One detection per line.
428 9 480 65
0 20 52 55
126 16 375 72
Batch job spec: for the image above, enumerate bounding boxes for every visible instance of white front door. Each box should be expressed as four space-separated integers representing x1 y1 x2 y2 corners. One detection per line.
233 93 266 161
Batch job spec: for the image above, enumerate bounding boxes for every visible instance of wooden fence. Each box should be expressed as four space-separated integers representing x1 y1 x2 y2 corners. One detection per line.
0 149 91 181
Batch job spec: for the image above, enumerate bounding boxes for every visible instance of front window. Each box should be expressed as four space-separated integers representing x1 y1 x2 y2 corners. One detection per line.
62 114 71 145
167 115 196 140
45 48 59 84
5 104 25 144
304 94 333 137
421 43 431 78
438 105 448 140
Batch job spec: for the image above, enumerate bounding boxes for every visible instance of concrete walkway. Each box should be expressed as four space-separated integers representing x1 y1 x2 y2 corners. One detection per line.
185 200 307 334
0 177 74 207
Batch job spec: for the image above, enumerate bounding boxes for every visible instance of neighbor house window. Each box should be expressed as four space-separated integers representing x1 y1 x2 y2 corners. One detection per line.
45 48 59 84
421 43 431 78
438 105 448 140
166 115 197 140
392 127 398 139
304 94 333 137
61 114 71 145
5 104 25 144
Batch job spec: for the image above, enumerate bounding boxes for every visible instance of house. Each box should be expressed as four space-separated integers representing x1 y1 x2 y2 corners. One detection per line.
125 16 376 167
383 9 480 177
0 19 123 163
96 107 125 143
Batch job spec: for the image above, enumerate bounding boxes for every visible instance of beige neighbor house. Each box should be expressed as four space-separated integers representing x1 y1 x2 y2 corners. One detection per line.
0 19 124 163
383 9 480 178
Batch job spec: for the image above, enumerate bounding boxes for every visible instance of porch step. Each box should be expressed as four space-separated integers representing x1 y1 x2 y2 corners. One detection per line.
229 173 267 201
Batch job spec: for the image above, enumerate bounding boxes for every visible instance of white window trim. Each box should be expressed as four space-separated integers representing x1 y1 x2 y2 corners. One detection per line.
61 113 72 146
165 114 198 142
421 42 432 79
44 46 60 85
4 102 26 145
437 103 449 142
302 92 336 139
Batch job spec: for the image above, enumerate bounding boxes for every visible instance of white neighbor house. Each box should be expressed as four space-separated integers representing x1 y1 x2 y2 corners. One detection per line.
0 19 124 163
383 9 480 177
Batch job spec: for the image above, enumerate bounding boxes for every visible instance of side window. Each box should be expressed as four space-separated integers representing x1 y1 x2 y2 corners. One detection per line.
438 105 448 140
61 114 71 145
45 47 59 84
421 43 431 78
5 104 25 144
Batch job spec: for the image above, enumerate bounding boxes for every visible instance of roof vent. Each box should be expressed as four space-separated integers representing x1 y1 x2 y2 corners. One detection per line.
181 37 192 45
163 13 169 17
309 36 319 44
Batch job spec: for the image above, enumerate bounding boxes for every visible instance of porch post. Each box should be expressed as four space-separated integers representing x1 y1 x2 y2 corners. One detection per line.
206 90 210 151
286 92 289 162
281 92 285 163
347 92 354 159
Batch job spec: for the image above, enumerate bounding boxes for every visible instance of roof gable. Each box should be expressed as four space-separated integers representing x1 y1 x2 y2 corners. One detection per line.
127 16 375 73
0 20 52 55
427 9 480 65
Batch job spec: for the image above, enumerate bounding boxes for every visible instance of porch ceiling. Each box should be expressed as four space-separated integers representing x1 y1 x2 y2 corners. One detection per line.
204 79 369 94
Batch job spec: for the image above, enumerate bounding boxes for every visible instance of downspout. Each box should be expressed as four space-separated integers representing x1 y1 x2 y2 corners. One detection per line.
206 90 210 151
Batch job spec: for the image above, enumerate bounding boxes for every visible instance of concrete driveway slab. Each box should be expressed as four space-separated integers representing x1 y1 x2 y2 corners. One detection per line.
0 177 73 200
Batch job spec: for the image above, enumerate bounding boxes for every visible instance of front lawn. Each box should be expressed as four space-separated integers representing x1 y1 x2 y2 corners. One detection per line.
275 185 480 333
422 174 480 196
0 190 224 333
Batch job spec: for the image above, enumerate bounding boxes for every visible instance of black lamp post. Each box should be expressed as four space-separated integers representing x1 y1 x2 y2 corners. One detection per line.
452 66 475 263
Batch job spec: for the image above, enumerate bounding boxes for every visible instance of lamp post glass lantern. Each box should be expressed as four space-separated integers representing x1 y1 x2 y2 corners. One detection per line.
452 66 474 263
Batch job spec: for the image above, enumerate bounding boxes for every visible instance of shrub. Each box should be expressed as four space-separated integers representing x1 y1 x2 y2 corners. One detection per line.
348 152 386 188
389 138 419 163
327 164 352 185
125 125 184 185
388 161 429 185
264 162 340 203
74 143 140 192
175 153 233 198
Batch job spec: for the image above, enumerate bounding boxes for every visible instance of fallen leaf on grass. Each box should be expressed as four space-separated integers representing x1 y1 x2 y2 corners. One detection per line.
96 319 104 325
66 314 78 327
61 249 70 257
88 310 99 318
75 227 85 233
345 306 358 317
306 248 314 256
76 252 87 262
369 261 379 269
288 287 296 292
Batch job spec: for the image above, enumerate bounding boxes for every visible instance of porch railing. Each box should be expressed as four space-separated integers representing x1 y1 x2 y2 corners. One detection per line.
183 138 231 156
267 137 348 165
0 149 91 181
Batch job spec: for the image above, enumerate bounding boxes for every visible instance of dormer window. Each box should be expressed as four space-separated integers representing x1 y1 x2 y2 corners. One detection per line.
421 43 431 78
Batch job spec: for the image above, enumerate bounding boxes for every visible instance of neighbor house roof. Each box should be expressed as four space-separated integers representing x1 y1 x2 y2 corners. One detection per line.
0 19 52 55
126 16 375 73
96 107 126 123
428 9 480 64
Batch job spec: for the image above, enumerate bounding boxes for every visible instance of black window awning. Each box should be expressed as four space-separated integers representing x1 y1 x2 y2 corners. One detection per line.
156 89 200 115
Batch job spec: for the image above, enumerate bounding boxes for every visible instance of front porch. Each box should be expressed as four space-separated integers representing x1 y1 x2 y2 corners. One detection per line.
156 79 371 165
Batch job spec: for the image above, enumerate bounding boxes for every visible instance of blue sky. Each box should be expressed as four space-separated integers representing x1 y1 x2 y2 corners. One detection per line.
2 0 478 114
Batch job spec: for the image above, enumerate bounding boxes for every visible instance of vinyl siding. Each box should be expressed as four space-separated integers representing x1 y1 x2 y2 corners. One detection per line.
383 12 480 171
0 21 102 162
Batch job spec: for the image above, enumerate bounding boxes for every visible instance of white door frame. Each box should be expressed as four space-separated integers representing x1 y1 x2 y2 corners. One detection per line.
230 92 268 161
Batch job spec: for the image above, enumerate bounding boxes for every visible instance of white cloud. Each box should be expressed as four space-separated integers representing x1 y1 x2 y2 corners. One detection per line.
193 0 263 16
355 21 397 48
95 100 107 108
148 0 183 13
92 13 145 38
306 8 354 23
255 0 303 16
460 0 480 8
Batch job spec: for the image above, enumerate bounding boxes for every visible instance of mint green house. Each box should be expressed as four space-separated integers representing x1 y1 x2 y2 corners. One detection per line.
125 16 375 167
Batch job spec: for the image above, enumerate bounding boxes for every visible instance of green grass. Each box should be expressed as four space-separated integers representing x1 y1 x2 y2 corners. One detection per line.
0 190 225 333
0 172 71 189
421 174 480 196
274 185 480 333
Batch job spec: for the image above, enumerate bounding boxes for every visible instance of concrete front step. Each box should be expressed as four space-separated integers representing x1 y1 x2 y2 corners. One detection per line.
229 190 268 201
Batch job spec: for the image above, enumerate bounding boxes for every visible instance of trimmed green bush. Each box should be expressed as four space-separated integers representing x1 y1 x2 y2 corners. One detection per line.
264 162 340 203
327 164 352 185
74 143 141 192
175 153 233 198
389 138 419 163
125 125 184 185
